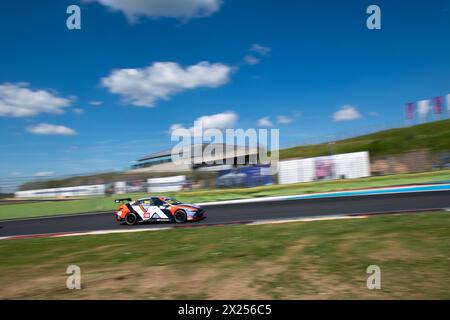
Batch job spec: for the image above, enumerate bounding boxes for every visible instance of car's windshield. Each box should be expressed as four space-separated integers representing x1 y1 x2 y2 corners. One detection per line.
165 198 182 205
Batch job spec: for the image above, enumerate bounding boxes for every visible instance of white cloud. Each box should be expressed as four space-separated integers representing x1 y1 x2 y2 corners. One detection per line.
87 0 222 22
169 123 184 134
243 44 271 66
194 110 237 129
170 111 237 135
102 61 231 107
250 44 271 56
276 115 293 124
257 116 274 127
333 105 362 122
0 83 72 117
257 115 294 127
243 55 260 65
73 108 85 115
27 123 77 136
32 171 54 177
89 100 103 106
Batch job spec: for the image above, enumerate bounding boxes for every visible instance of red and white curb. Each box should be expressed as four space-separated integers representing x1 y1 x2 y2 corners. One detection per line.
0 226 174 241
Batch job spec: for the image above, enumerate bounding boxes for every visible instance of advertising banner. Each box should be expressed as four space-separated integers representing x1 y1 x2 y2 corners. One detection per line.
405 102 414 120
216 165 273 188
447 94 450 113
433 97 442 114
278 151 370 185
418 100 430 118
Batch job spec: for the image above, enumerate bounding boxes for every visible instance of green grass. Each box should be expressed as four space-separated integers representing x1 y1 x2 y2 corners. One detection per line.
2 169 450 220
280 119 450 159
0 211 449 299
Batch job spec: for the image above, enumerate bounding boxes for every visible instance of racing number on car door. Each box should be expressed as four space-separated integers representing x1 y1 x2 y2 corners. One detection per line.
139 199 151 219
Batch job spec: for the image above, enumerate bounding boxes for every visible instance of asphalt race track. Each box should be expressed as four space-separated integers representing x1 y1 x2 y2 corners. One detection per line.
1 191 449 238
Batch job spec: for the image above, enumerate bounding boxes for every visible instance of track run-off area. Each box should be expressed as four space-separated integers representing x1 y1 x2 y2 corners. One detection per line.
1 184 450 239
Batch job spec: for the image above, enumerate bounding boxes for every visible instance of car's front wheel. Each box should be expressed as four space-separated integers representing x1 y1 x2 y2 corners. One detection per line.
174 210 187 223
125 213 138 226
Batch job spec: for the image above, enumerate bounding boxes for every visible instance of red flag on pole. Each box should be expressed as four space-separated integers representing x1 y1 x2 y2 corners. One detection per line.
405 102 414 120
433 97 442 114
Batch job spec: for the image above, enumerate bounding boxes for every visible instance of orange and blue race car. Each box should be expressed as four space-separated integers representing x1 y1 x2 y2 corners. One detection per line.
114 196 205 225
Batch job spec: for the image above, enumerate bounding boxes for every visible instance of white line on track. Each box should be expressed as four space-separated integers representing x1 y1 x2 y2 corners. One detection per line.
249 215 368 225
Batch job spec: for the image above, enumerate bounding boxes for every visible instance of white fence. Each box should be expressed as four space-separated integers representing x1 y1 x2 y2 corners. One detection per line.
15 184 106 198
278 151 370 185
14 176 186 198
147 175 186 193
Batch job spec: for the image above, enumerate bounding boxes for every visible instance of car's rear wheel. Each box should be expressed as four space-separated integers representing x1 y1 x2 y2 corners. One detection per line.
174 210 187 223
125 213 137 226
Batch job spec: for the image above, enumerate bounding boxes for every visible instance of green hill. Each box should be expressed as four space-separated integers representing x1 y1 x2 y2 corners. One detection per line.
279 119 450 159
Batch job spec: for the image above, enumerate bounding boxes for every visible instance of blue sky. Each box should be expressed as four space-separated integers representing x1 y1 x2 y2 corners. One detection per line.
0 0 449 182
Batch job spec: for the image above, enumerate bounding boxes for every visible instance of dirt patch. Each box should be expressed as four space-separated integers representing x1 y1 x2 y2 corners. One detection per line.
367 240 417 261
263 237 361 299
0 263 273 299
0 273 67 299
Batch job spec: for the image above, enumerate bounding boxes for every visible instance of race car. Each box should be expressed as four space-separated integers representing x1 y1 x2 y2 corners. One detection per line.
114 196 205 225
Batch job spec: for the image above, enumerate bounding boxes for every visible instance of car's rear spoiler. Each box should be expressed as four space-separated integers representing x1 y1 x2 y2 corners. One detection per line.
114 198 132 203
